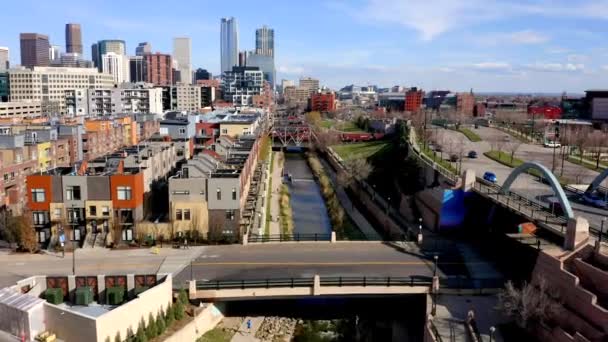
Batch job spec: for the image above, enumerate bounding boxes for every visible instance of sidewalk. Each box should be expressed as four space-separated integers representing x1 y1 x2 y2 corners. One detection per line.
230 317 264 342
319 158 382 240
268 152 283 236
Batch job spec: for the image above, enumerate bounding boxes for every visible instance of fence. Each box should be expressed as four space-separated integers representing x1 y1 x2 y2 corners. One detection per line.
248 233 332 243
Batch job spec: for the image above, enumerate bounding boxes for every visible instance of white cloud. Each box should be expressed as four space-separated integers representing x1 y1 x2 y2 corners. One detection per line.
470 62 512 71
525 63 585 72
277 65 305 75
507 30 549 44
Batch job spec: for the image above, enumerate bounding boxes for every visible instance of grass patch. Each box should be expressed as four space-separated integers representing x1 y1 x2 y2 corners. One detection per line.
331 141 390 161
197 327 234 342
319 120 334 129
419 143 458 174
307 153 365 240
279 184 294 235
456 127 482 142
567 155 607 172
494 126 535 144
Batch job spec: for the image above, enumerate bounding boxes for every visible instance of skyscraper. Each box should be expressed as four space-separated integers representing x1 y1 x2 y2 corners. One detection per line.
220 17 239 74
20 33 50 68
129 56 145 83
0 47 9 71
255 25 274 57
195 68 211 81
65 23 83 54
136 42 151 56
173 37 192 84
102 52 129 84
92 40 126 70
247 52 276 89
49 45 61 62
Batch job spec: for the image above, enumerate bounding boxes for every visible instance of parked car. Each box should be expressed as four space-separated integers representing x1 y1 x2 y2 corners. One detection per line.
483 171 498 183
582 193 606 208
544 141 561 148
449 154 459 162
468 151 478 159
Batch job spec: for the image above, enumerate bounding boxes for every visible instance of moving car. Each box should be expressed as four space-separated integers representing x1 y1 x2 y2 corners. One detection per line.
468 151 478 159
582 193 606 208
544 141 561 148
483 171 497 183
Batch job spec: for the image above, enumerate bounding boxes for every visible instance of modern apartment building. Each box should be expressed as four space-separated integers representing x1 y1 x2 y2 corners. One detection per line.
144 53 172 86
0 73 8 102
8 67 115 115
222 66 264 106
283 86 310 106
65 23 83 54
173 37 192 84
299 77 320 96
220 17 239 74
0 47 8 72
101 52 129 84
168 135 261 239
310 92 336 112
195 68 211 81
172 85 216 111
0 132 37 214
20 33 50 68
84 87 163 116
255 26 274 57
247 52 275 89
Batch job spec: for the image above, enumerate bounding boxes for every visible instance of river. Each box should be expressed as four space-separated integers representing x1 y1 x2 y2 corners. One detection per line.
283 153 332 235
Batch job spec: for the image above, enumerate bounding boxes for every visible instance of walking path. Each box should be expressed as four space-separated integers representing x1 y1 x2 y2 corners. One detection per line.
268 152 283 236
319 158 382 240
230 317 264 342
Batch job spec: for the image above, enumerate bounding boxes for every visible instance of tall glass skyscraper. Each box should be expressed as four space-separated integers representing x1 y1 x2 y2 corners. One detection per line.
255 26 274 57
220 17 239 74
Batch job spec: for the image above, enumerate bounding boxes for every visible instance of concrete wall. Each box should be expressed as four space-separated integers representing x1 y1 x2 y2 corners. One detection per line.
164 304 224 342
44 303 98 342
95 274 172 342
572 258 608 302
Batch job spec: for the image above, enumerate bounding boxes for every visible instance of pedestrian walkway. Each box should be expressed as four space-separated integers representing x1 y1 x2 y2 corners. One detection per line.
319 158 382 240
230 317 264 342
268 152 283 236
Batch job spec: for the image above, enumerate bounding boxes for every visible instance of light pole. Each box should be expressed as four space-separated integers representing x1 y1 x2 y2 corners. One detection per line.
489 326 496 342
386 197 391 214
432 254 439 316
601 218 606 243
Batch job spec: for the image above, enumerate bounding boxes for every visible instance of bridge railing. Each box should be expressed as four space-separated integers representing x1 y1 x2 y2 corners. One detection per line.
407 124 458 185
196 278 314 290
319 276 432 287
248 233 332 243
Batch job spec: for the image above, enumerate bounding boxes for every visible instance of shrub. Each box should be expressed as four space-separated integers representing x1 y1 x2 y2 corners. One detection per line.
114 331 121 342
145 312 157 339
174 300 185 321
135 319 147 342
178 288 189 305
156 311 166 335
165 304 175 326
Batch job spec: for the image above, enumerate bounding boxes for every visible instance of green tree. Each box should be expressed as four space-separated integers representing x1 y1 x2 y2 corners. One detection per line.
165 304 175 327
135 319 147 342
156 311 166 335
178 288 189 305
174 300 185 320
145 312 157 339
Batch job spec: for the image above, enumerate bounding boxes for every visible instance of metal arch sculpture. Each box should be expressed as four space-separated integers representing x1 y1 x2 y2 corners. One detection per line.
585 168 608 195
499 161 575 220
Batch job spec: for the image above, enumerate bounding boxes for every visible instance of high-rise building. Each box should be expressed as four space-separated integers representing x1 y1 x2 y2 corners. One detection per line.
102 52 129 84
238 51 248 67
173 37 192 84
92 40 126 70
255 25 274 57
0 47 8 72
144 53 172 86
65 23 83 54
220 17 239 74
49 45 61 62
129 56 145 83
136 42 151 56
20 33 50 67
247 52 275 89
195 68 211 81
8 66 114 114
299 77 320 96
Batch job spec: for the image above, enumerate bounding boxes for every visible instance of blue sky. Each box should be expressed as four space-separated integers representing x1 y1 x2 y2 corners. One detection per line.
2 0 608 92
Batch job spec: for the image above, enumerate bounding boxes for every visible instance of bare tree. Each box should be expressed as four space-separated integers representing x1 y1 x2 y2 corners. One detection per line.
506 140 523 164
343 158 373 184
587 130 607 169
497 278 562 329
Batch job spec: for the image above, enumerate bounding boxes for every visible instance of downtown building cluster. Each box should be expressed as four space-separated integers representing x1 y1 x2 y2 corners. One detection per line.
0 19 275 248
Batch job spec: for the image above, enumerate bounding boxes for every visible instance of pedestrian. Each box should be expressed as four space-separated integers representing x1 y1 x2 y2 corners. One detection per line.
246 319 252 332
184 237 188 249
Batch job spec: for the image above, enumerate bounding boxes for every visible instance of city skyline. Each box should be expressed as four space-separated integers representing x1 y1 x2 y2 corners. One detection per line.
2 0 608 92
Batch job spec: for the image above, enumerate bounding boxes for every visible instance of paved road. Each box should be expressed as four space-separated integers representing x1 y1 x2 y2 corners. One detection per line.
173 242 495 287
436 126 608 227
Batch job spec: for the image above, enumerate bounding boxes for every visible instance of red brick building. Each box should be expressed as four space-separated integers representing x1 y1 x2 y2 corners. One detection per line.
528 104 562 120
144 53 173 86
405 88 423 112
457 92 475 116
310 92 336 112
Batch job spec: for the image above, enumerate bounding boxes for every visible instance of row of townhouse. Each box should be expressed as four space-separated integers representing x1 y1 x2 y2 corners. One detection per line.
26 141 178 246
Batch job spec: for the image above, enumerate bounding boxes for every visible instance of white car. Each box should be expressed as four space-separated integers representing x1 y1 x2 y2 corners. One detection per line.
544 141 561 148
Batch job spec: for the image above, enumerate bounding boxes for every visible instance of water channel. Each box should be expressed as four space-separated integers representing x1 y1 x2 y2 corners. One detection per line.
283 153 332 235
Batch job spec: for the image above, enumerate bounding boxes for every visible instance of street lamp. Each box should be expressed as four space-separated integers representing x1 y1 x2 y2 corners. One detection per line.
601 218 606 243
433 254 439 277
431 254 439 316
552 121 560 173
489 326 496 342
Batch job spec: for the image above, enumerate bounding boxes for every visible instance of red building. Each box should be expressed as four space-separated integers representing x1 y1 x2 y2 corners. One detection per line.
144 53 173 86
310 92 336 112
405 88 423 112
457 92 475 116
528 104 562 120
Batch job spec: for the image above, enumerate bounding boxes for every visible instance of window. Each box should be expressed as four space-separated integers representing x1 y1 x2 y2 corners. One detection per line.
32 189 45 202
226 210 235 221
221 129 228 134
53 208 61 219
179 128 186 135
172 190 190 195
101 206 110 216
184 209 191 221
117 186 132 200
33 212 47 225
216 188 221 200
232 188 237 200
89 206 97 216
65 186 81 200
175 209 183 221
